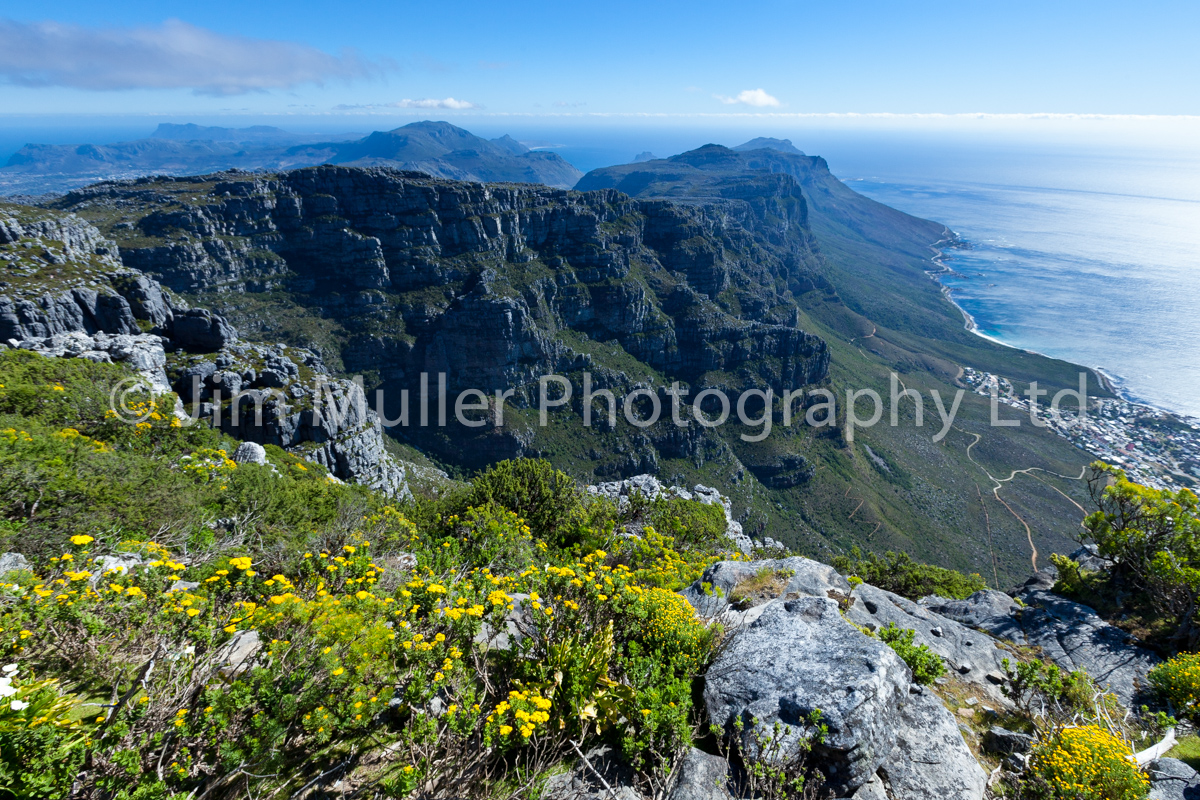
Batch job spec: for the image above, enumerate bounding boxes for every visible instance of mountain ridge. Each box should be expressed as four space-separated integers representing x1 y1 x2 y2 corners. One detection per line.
0 121 583 194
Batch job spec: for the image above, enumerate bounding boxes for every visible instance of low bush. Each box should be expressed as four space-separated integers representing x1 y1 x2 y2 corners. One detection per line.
1082 462 1200 650
1148 652 1200 719
465 459 585 548
832 546 987 600
876 622 945 685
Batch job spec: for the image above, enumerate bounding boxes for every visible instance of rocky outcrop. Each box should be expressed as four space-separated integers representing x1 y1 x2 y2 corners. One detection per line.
681 556 849 620
0 552 31 574
703 597 910 795
14 331 173 393
847 583 1013 705
923 585 1160 707
667 749 731 800
586 474 757 554
173 341 408 496
2 205 408 497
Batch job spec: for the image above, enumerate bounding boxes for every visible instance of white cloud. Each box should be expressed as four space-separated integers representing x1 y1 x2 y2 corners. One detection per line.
0 18 388 95
388 98 479 109
715 88 781 107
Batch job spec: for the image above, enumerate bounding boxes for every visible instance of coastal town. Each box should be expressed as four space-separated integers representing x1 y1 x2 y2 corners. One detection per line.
961 367 1200 491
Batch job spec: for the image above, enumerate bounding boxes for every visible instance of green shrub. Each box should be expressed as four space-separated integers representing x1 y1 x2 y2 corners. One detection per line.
1149 652 1200 719
466 459 584 547
876 622 945 685
1083 462 1200 649
1001 657 1110 726
0 667 89 800
832 547 987 600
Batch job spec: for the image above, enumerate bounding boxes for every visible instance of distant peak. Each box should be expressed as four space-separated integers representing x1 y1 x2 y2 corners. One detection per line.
490 134 529 155
669 144 742 167
388 120 469 136
632 151 659 163
733 137 805 155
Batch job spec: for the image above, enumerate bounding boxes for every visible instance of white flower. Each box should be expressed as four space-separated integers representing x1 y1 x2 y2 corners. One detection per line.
9 699 29 710
1 664 17 675
0 683 14 698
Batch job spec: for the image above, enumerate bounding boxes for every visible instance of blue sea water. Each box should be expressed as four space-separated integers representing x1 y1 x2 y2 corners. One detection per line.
821 141 1200 420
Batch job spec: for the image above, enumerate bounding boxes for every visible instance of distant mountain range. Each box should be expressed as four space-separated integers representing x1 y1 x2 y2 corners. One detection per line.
0 121 583 194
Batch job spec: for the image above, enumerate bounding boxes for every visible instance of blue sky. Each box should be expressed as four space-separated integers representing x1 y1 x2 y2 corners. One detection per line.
1 0 1199 163
1 0 1198 118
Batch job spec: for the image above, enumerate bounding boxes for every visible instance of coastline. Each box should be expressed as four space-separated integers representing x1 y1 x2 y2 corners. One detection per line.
926 233 1139 409
925 234 1200 491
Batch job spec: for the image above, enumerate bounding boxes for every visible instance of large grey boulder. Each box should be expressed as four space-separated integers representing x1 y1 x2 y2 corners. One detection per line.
1148 757 1200 800
668 748 731 800
231 441 269 466
920 590 1025 643
875 687 987 800
847 584 1013 705
983 726 1034 755
704 597 909 795
216 630 262 680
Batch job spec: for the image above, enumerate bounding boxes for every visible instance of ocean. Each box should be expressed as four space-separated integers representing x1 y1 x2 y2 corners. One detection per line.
793 138 1200 420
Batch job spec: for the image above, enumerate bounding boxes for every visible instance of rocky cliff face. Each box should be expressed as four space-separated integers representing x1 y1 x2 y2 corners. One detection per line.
0 203 410 496
49 166 831 478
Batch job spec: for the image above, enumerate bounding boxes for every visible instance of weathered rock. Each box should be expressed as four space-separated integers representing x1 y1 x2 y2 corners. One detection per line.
681 557 849 620
92 553 144 579
875 687 987 800
1070 543 1111 573
542 745 641 800
172 308 237 351
704 597 909 795
587 476 752 554
920 590 1023 641
473 593 531 652
1148 757 1200 800
0 552 31 574
215 630 261 680
231 441 269 466
923 586 1159 707
847 584 1013 705
668 748 731 800
846 775 888 800
983 726 1035 755
15 331 172 392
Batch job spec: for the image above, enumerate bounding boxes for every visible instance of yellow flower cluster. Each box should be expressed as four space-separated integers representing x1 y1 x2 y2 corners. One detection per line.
1031 725 1149 799
487 689 553 740
1149 652 1200 714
